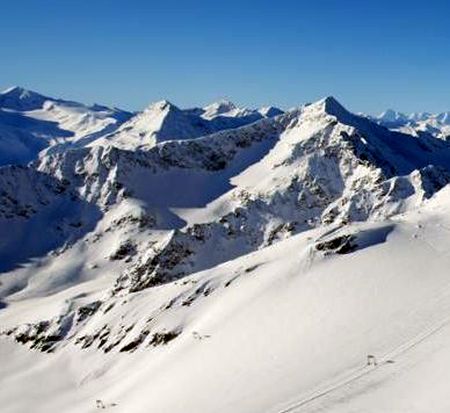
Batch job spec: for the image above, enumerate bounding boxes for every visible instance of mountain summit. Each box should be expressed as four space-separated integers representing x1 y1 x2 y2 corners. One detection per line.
0 86 50 111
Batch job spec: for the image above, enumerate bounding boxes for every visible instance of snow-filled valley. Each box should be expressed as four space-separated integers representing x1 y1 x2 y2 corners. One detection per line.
1 87 450 413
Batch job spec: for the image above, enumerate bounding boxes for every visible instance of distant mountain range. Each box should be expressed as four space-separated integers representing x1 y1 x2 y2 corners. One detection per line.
372 108 450 140
0 86 283 165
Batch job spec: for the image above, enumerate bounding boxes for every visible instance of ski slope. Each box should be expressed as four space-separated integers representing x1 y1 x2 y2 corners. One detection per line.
2 188 450 412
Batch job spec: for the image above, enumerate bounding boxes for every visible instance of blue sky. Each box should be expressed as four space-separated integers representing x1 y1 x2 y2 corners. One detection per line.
1 0 449 114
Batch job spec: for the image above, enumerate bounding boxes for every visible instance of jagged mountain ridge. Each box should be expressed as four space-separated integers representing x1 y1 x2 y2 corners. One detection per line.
373 108 450 141
1 95 450 302
2 93 450 413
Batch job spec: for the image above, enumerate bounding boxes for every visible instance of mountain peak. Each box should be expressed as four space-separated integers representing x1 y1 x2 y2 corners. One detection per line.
201 99 238 118
378 109 408 123
258 106 284 118
144 100 178 113
1 85 49 99
205 99 236 111
321 96 347 114
0 86 50 110
2 85 24 95
303 96 350 120
408 112 432 122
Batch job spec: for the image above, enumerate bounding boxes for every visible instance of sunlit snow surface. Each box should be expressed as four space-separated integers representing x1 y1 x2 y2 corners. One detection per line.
1 89 450 413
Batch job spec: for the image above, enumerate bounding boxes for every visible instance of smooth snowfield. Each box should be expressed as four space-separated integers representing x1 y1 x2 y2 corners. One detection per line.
2 189 450 412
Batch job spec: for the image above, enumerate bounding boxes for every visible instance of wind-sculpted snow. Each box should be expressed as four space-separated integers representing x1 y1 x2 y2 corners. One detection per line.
2 94 450 413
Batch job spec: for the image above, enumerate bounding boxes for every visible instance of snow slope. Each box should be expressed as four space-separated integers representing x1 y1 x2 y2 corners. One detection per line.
1 94 450 412
0 87 132 165
2 189 450 412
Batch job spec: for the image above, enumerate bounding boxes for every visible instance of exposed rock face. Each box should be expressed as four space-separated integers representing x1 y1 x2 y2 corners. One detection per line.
316 234 357 255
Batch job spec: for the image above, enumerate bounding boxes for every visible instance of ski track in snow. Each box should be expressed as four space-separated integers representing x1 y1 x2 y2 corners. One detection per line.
273 306 450 413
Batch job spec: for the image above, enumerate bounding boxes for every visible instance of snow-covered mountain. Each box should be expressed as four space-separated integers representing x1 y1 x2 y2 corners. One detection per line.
373 108 450 140
0 87 283 162
0 86 132 165
96 99 282 150
194 99 283 120
1 93 450 413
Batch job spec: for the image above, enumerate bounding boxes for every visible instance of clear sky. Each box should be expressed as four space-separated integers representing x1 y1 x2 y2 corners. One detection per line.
1 0 449 114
